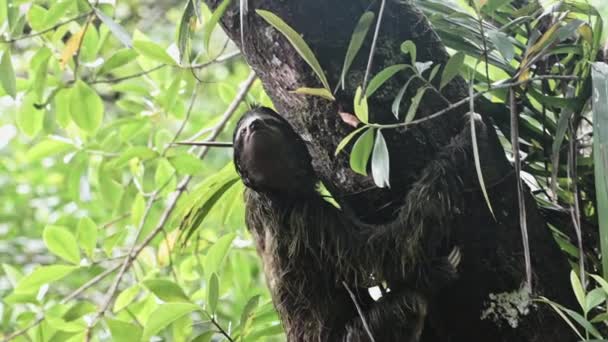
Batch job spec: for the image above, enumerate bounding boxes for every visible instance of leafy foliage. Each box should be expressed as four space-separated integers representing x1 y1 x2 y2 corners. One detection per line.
0 0 281 340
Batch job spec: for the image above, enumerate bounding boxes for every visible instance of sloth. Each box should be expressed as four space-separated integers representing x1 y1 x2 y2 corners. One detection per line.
233 106 468 341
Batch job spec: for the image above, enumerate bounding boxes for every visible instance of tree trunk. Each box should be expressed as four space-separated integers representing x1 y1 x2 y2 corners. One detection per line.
207 0 575 340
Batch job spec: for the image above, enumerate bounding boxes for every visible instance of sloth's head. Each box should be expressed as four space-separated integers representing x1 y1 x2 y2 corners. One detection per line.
233 107 316 196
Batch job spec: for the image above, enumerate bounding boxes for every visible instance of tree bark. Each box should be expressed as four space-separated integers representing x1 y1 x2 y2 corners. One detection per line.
207 0 575 340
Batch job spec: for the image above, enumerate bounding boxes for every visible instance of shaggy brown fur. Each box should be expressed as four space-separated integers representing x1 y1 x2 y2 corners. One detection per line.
233 107 475 341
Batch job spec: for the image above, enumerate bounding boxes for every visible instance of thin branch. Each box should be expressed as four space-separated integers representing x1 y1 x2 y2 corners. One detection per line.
210 316 235 342
568 119 585 287
361 0 386 95
367 75 580 130
510 87 532 289
342 281 376 342
90 64 167 84
1 12 92 44
173 141 233 147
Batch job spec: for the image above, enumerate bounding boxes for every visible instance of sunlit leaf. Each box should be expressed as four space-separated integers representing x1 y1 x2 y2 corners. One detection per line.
77 217 97 259
43 225 81 264
16 265 79 292
143 279 190 303
257 9 331 90
371 130 390 188
208 273 219 314
114 285 140 313
107 318 142 342
440 51 465 90
204 0 232 50
349 128 374 175
0 48 16 98
142 303 200 340
291 87 335 101
339 11 375 89
95 8 132 48
354 86 369 123
69 80 104 133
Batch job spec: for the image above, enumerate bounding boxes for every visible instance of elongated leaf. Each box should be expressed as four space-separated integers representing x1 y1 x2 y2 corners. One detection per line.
143 279 190 303
366 64 406 98
205 233 236 278
69 80 104 133
204 0 231 50
335 126 367 156
99 49 138 75
488 30 514 62
339 11 375 89
404 86 429 123
142 303 200 340
570 270 586 312
43 225 81 264
392 77 416 118
0 48 16 98
114 285 140 313
60 28 85 68
257 9 330 90
371 130 390 188
77 217 97 259
177 0 195 62
208 273 219 314
440 52 465 90
134 40 176 65
291 87 335 101
354 86 369 123
350 128 374 175
239 295 260 337
95 8 132 48
16 265 79 292
592 63 608 280
107 318 142 342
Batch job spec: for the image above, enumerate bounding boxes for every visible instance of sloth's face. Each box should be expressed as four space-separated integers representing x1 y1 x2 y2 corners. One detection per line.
233 108 311 194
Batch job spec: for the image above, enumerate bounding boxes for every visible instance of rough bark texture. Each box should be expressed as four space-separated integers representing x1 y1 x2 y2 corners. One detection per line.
207 0 575 340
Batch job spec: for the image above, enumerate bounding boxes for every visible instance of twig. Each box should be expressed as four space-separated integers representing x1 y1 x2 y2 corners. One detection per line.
510 88 532 289
1 12 92 43
342 281 376 342
568 119 585 287
367 75 580 130
361 0 386 95
173 141 233 147
210 316 235 342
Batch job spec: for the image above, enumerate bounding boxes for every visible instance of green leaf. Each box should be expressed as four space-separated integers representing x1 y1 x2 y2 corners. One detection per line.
371 130 390 188
43 0 72 28
392 78 416 118
77 217 97 259
257 9 330 90
110 146 158 169
99 49 138 75
592 63 608 280
354 86 369 123
570 270 586 312
69 80 104 133
239 295 260 337
207 273 219 314
591 274 608 296
25 138 73 163
177 0 196 62
95 8 132 48
113 285 140 312
16 265 79 292
204 0 232 50
205 233 236 278
440 51 465 90
339 11 375 89
131 194 146 228
43 225 81 265
155 158 175 188
404 86 429 123
335 126 367 156
585 288 606 313
349 128 374 175
488 30 514 62
169 154 205 175
366 64 407 98
291 87 335 101
17 94 44 137
142 303 200 340
107 318 142 342
143 279 190 302
400 40 416 64
134 40 176 65
191 331 215 342
0 48 16 98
